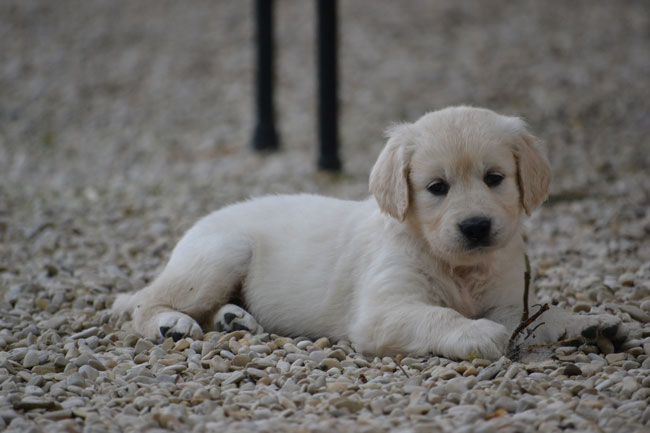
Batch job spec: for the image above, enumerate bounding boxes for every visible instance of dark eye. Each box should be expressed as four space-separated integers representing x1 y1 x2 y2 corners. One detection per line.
484 172 504 188
427 179 449 196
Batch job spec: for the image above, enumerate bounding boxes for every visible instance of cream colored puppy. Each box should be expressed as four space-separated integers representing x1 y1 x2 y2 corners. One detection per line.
113 106 623 360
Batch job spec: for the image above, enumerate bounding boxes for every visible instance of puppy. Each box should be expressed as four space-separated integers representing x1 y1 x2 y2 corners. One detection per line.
113 106 623 360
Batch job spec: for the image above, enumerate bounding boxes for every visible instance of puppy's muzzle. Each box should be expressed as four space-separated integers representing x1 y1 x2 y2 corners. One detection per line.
458 216 492 248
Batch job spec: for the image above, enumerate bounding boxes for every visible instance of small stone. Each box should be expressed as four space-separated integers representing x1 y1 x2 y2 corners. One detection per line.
23 351 40 369
596 337 614 355
35 298 49 310
222 371 245 386
307 374 326 394
327 382 348 393
231 355 251 367
134 339 154 355
406 404 431 415
314 337 331 349
246 367 268 379
66 372 86 388
477 364 501 381
618 273 635 287
562 364 582 377
191 388 210 403
605 353 626 363
330 397 364 413
38 316 67 330
621 376 639 397
319 358 342 370
642 406 650 424
14 397 62 411
309 350 328 364
78 365 99 382
463 366 478 376
472 358 491 368
640 300 650 313
161 338 175 351
250 344 271 355
32 364 57 375
174 339 190 351
42 409 72 420
573 304 591 313
70 327 99 339
328 349 347 361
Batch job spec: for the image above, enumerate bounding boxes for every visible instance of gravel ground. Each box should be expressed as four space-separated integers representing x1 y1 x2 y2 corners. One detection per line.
1 1 650 432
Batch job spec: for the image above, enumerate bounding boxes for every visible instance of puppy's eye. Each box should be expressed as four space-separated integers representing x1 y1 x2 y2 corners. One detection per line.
427 179 449 196
484 173 504 188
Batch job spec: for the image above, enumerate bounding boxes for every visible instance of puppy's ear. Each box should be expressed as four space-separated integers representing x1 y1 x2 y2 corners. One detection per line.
369 124 413 221
514 133 551 216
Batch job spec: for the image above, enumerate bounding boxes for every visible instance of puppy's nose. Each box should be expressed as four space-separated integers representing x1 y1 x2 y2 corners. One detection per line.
458 216 492 246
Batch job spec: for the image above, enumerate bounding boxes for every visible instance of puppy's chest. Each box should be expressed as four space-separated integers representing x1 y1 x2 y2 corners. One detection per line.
437 266 491 319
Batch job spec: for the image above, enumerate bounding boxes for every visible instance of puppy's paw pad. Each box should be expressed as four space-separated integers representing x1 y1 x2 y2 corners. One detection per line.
214 304 263 334
569 313 625 346
157 311 203 341
581 325 598 340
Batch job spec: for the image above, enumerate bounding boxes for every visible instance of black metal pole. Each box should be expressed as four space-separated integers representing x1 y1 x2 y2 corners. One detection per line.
253 0 278 151
316 0 341 171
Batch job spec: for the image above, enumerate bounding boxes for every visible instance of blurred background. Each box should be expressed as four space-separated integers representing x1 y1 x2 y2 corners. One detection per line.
0 0 648 283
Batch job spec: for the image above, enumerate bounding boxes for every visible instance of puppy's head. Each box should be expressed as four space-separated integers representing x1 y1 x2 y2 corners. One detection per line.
370 106 550 262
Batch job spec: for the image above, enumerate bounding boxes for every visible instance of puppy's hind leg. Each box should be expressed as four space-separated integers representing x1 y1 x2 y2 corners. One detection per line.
131 232 252 341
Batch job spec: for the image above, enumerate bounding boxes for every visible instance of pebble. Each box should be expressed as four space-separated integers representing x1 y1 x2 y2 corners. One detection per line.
562 364 582 377
222 371 245 386
596 337 614 355
330 397 364 413
314 337 331 349
22 351 40 369
231 354 251 367
134 339 154 355
640 300 650 312
66 372 86 388
174 339 190 351
605 353 627 364
477 364 501 381
572 304 591 313
13 397 62 411
250 344 271 355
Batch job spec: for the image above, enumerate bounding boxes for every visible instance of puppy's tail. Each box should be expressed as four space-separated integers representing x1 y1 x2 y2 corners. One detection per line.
112 292 138 315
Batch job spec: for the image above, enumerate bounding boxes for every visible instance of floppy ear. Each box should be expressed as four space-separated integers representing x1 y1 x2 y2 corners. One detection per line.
369 125 413 221
514 133 551 216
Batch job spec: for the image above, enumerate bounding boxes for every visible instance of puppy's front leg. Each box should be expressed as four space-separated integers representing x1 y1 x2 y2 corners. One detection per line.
350 303 509 360
485 304 625 346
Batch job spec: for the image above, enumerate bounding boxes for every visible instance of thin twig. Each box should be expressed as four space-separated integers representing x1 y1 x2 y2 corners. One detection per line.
521 254 531 322
509 303 549 347
525 335 584 352
394 354 411 378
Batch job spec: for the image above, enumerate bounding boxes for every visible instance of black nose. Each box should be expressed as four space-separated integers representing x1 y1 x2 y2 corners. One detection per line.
458 216 492 246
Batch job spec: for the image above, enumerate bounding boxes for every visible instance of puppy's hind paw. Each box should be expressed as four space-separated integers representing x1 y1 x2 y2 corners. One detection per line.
158 311 203 341
213 304 263 334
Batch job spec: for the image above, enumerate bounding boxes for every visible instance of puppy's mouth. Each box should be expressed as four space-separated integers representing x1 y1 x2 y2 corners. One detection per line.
463 237 494 251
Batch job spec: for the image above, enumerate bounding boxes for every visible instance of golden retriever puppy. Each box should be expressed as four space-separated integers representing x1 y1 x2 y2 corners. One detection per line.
113 106 623 360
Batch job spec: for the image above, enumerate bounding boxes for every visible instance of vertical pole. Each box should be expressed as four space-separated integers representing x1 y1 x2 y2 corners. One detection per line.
253 0 278 151
316 0 341 171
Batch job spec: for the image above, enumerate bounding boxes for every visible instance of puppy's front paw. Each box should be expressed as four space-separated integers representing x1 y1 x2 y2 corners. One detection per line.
213 304 263 334
577 313 626 345
452 319 509 360
532 306 626 347
158 311 204 341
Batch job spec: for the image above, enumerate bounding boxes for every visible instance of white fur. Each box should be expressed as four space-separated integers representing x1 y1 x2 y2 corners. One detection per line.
113 106 623 360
